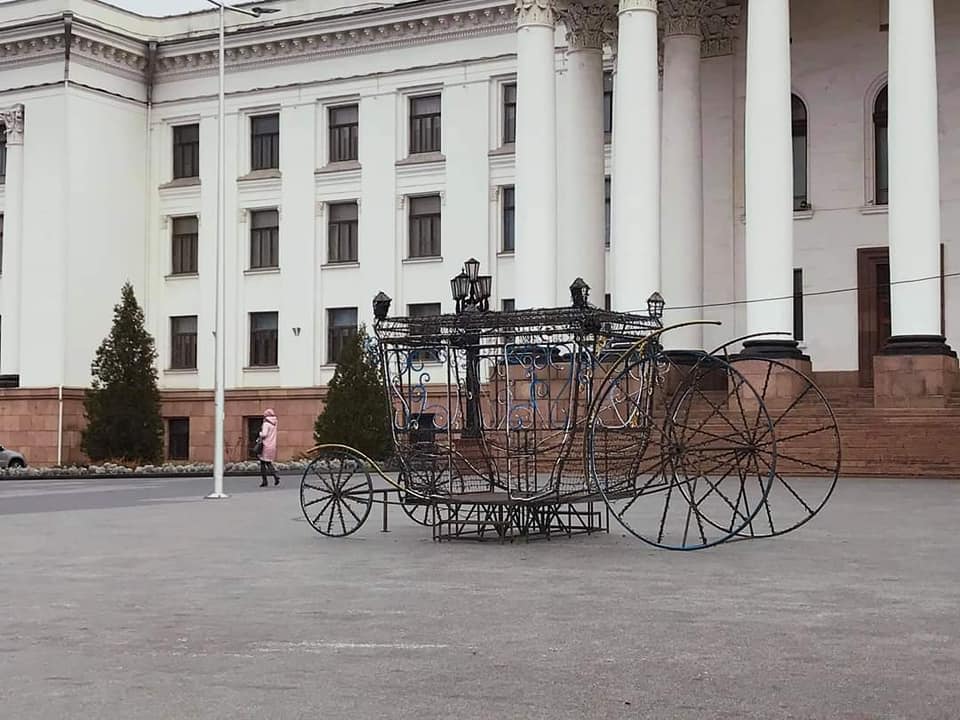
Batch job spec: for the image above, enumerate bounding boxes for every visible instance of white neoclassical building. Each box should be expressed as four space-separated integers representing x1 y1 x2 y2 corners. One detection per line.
0 0 958 466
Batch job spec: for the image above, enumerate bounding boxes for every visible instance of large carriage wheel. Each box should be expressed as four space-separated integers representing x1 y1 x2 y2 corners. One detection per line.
398 476 455 527
721 357 841 537
587 352 775 550
300 447 374 537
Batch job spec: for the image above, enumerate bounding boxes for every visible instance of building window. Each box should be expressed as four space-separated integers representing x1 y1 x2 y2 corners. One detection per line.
172 124 199 180
604 177 611 247
873 86 888 205
409 94 441 154
250 312 278 367
171 216 198 275
604 293 611 311
250 209 279 269
329 105 359 163
0 213 4 274
327 307 358 365
502 83 517 145
603 72 614 135
409 195 441 258
167 418 190 461
408 303 442 363
170 316 198 370
793 268 804 341
251 113 280 171
327 202 359 264
502 186 515 253
792 95 809 211
0 125 6 181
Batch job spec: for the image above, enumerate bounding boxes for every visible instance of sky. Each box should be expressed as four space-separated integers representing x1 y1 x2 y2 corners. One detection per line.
0 0 214 15
91 0 211 14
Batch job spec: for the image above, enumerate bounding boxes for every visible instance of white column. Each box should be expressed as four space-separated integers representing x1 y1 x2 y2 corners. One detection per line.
515 0 558 309
0 105 24 377
888 0 941 338
610 0 660 312
660 4 704 349
558 6 607 302
744 0 793 337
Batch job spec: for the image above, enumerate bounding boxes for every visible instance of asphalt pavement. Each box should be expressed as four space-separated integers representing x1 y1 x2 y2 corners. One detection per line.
0 474 958 719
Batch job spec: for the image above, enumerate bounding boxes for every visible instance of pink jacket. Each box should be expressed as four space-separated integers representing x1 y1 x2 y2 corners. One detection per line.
258 409 278 462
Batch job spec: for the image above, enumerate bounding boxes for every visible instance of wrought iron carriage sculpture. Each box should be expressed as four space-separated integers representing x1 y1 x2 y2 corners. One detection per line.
299 259 840 550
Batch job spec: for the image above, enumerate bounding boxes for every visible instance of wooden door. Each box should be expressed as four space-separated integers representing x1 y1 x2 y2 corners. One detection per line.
858 247 891 387
857 245 945 386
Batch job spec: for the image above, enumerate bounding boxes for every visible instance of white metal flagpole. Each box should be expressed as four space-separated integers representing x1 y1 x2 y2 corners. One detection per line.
207 1 228 499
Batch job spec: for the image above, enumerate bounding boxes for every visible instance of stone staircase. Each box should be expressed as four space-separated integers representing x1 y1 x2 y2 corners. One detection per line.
819 386 960 478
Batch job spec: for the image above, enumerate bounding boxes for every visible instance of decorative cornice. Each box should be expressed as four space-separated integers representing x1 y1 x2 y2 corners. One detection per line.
515 0 555 28
556 2 615 50
158 6 515 77
0 104 24 145
660 0 704 37
71 34 147 76
0 34 65 65
700 0 741 57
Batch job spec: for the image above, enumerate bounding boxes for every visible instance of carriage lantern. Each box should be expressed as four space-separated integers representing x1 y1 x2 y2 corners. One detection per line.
647 291 665 320
373 291 392 321
570 278 590 309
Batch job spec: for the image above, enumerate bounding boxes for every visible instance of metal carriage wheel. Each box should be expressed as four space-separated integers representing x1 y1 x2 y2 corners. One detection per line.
300 446 374 537
586 349 776 550
718 355 841 538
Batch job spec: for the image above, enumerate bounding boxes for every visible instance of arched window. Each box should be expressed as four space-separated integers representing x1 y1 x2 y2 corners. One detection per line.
791 94 808 211
873 86 888 205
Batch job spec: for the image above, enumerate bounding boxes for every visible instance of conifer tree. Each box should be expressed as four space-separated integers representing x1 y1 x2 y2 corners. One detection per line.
82 282 164 464
314 325 392 459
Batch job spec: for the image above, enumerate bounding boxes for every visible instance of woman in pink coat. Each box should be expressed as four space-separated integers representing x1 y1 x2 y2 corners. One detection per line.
257 408 280 487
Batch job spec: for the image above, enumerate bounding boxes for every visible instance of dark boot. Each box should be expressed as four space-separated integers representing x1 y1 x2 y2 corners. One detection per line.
274 475 281 486
259 479 268 488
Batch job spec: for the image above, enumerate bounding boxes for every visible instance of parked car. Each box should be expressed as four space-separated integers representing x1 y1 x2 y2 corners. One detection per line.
0 445 26 469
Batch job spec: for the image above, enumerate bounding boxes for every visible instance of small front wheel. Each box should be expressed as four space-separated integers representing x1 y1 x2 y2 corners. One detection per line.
300 447 373 537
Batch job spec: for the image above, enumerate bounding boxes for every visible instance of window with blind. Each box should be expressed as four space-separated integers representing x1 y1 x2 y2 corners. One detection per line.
170 315 198 370
251 113 280 171
327 202 359 264
329 105 359 163
250 312 279 367
173 124 199 179
171 216 198 275
502 83 516 145
407 303 441 363
250 209 279 269
409 195 441 258
167 418 190 461
501 186 515 253
409 95 441 154
327 307 358 365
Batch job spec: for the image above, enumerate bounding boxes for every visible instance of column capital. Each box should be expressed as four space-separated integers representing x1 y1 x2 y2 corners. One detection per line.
556 2 616 50
0 104 24 145
515 0 556 28
618 0 657 12
700 0 741 58
660 0 704 37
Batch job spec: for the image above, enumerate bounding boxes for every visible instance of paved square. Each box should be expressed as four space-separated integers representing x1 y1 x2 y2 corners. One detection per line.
0 475 958 719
